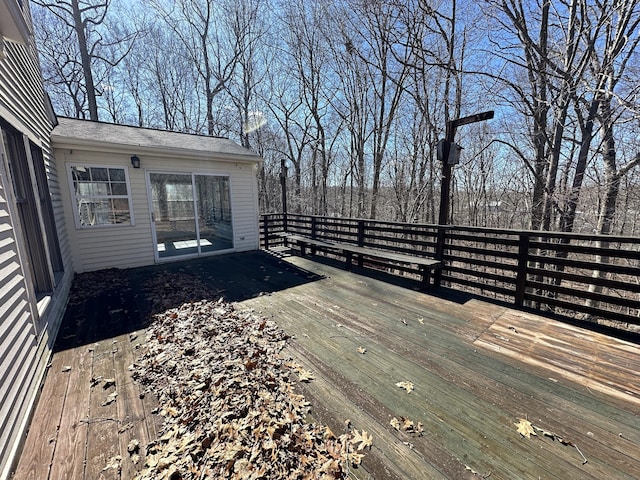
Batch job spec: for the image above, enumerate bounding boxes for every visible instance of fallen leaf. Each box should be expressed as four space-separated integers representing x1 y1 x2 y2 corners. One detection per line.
298 369 315 382
533 426 573 446
515 418 536 438
390 417 401 430
395 381 414 393
128 439 140 454
118 422 133 433
102 455 122 472
102 391 118 406
61 366 71 373
391 416 422 435
161 406 179 417
357 347 367 354
401 417 414 431
350 430 373 450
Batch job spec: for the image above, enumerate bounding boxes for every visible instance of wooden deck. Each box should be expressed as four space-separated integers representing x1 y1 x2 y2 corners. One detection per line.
12 250 640 479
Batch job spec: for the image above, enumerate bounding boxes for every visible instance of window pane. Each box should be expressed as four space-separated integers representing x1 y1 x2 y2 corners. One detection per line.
111 182 127 195
90 181 110 195
2 123 53 294
112 198 131 223
109 168 125 181
71 166 90 181
77 199 105 225
75 181 92 195
92 167 108 181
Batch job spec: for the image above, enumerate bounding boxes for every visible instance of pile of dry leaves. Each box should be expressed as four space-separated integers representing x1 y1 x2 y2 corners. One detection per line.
131 273 369 479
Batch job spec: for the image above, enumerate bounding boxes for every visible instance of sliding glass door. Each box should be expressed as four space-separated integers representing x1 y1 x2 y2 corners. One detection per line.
195 175 233 253
149 172 233 259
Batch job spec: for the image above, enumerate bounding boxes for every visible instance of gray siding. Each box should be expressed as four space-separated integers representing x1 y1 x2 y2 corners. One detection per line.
0 161 37 480
0 33 73 480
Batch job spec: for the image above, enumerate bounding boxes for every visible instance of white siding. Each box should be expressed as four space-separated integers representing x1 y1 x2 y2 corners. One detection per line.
0 165 37 479
55 148 260 272
0 30 73 480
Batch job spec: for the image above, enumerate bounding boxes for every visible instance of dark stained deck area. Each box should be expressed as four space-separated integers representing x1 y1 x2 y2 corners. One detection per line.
12 250 640 479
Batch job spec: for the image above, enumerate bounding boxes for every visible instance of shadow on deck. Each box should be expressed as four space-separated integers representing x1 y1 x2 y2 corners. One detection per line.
13 250 640 479
53 250 324 351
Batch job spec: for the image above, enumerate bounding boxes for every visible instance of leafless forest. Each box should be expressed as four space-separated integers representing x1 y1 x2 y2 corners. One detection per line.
32 0 640 236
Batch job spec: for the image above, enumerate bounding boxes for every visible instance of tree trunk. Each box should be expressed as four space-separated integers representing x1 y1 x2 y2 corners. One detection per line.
71 0 98 120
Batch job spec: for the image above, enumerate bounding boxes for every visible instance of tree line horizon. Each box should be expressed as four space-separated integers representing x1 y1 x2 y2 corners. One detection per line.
32 0 640 236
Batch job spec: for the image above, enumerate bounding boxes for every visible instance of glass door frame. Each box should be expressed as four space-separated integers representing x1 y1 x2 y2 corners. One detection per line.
146 170 235 262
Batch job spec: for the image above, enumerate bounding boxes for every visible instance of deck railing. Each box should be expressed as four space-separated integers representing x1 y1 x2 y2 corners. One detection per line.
261 213 640 328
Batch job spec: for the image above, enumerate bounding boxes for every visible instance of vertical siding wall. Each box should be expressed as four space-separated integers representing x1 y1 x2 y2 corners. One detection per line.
55 148 260 272
0 37 73 480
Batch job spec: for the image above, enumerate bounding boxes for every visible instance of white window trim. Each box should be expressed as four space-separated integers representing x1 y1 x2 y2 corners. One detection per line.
66 163 135 229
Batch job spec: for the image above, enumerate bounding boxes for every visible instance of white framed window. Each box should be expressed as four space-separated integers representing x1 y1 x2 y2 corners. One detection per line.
68 164 134 228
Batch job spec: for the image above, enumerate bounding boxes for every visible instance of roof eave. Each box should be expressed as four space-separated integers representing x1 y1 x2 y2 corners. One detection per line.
51 134 263 164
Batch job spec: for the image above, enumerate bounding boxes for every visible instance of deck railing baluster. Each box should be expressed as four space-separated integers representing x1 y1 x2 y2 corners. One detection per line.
357 220 365 247
515 234 530 307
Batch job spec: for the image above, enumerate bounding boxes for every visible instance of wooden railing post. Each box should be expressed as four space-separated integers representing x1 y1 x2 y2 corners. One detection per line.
263 215 269 249
514 234 530 307
283 212 288 233
434 226 446 287
357 220 365 246
311 216 317 239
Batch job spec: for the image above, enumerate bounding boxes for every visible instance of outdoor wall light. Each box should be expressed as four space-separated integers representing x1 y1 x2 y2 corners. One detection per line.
131 155 141 168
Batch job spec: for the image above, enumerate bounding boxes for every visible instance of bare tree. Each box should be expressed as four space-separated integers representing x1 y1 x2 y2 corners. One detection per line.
276 0 344 215
148 0 242 135
33 0 136 120
222 0 268 148
485 0 592 231
564 0 640 235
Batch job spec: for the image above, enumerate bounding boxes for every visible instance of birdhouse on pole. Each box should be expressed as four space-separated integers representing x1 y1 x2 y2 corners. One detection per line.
436 139 463 165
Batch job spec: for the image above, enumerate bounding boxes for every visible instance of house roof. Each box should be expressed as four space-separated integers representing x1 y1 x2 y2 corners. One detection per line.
51 117 262 163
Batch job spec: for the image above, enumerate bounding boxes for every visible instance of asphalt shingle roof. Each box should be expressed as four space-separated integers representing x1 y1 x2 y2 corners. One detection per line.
52 117 261 161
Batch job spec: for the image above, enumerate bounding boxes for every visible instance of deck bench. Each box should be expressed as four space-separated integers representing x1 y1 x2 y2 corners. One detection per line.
274 232 441 290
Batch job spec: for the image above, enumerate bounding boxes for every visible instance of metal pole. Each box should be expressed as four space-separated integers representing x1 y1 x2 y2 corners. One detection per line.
438 121 456 226
434 110 494 287
438 111 494 227
280 158 288 231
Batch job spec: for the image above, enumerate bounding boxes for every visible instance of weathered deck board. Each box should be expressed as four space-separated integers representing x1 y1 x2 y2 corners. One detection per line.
129 331 164 440
112 332 149 479
84 339 120 479
12 251 640 480
48 347 91 480
11 348 70 480
475 309 640 406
